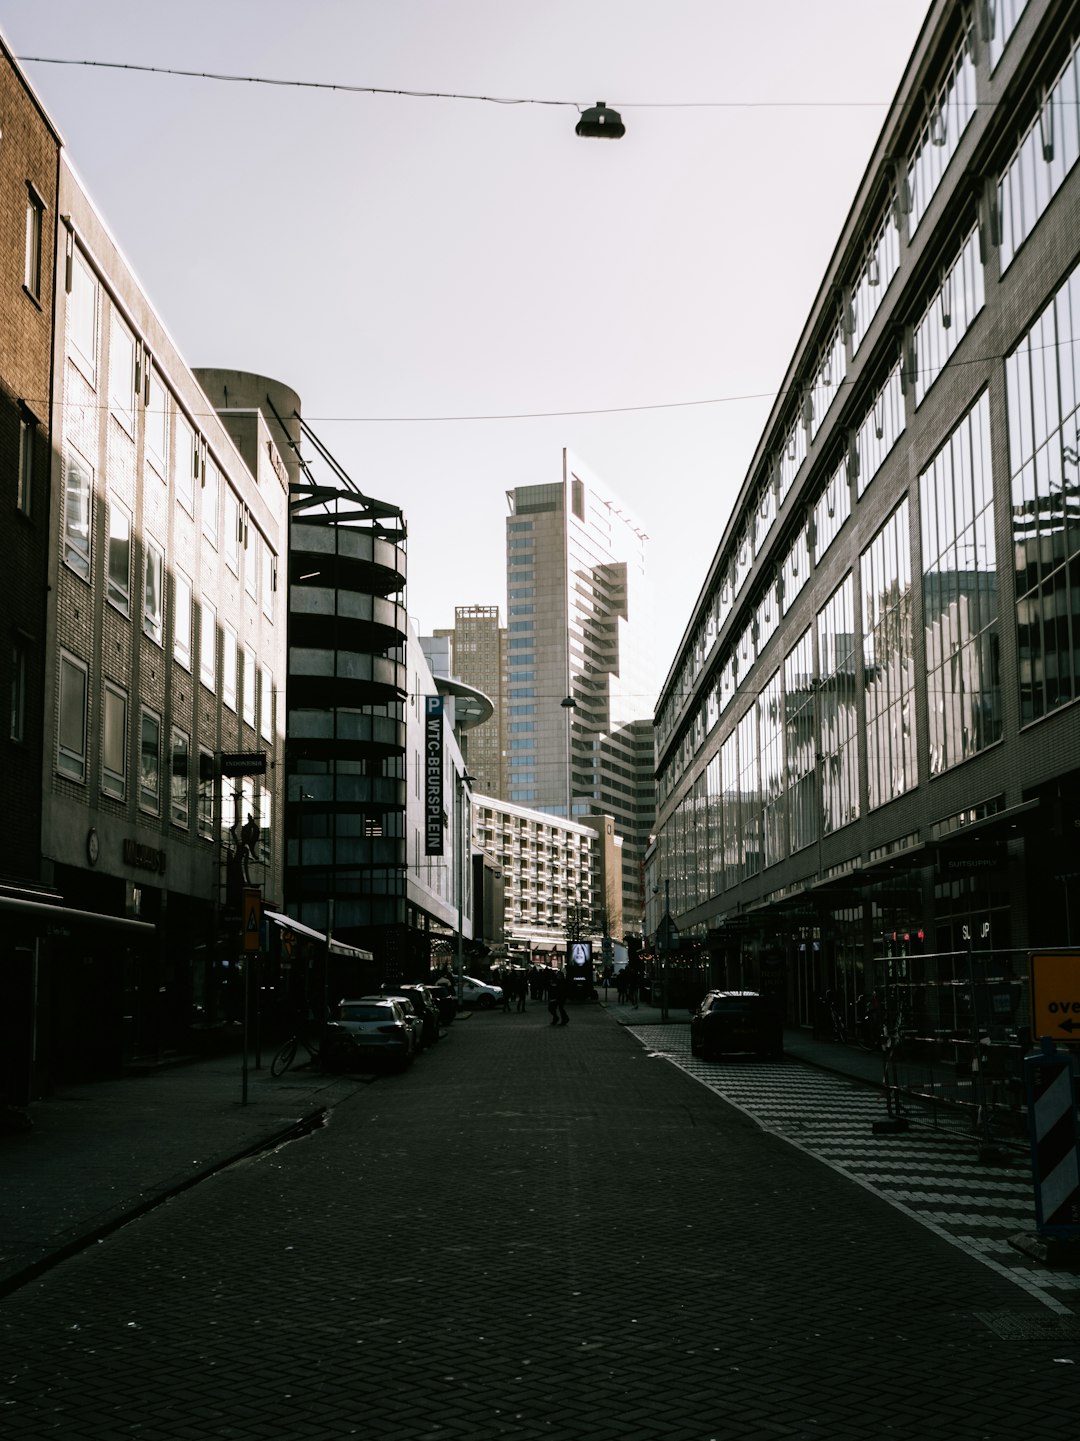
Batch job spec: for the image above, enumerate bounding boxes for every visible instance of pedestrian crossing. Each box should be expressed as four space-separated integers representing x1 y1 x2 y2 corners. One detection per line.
626 1024 1080 1315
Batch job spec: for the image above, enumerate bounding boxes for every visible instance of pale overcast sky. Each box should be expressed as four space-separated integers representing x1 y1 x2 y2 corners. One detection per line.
4 0 930 708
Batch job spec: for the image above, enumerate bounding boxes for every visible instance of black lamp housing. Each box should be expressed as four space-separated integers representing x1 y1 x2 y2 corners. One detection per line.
575 101 625 140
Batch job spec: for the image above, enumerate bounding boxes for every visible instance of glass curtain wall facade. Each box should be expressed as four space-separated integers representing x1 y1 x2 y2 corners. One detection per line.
505 452 656 935
653 0 1080 1021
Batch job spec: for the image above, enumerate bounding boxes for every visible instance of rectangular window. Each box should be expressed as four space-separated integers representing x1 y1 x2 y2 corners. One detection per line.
999 37 1080 270
813 455 851 566
260 667 273 741
58 652 88 782
170 729 190 827
198 749 215 838
244 521 258 598
862 499 918 807
1005 264 1080 723
225 487 241 574
69 246 98 380
102 683 127 799
261 540 274 619
855 359 906 498
146 373 168 473
914 227 985 407
202 455 219 547
10 640 27 742
107 502 131 614
783 627 817 854
24 184 43 300
509 686 535 698
509 621 534 633
223 626 238 711
63 445 93 580
200 601 217 691
144 540 164 645
906 22 977 238
174 571 192 671
920 391 1001 770
17 414 35 516
509 704 535 716
817 575 860 831
140 710 161 813
175 416 195 514
243 647 256 726
109 314 136 434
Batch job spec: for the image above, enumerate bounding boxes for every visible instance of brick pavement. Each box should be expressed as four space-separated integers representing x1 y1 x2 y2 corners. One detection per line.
2 1002 1079 1439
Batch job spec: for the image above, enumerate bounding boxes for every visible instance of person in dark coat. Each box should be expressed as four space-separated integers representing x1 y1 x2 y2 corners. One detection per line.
548 968 569 1026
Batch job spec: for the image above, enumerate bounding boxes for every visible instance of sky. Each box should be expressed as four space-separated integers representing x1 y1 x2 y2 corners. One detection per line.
3 0 931 704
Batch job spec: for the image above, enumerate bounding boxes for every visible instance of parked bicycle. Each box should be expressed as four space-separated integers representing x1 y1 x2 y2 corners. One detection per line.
270 1028 321 1078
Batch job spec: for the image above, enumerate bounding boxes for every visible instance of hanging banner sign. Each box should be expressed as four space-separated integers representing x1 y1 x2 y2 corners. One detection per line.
424 696 444 855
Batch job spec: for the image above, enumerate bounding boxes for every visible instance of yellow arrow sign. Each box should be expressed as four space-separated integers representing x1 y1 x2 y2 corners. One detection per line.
1029 950 1080 1041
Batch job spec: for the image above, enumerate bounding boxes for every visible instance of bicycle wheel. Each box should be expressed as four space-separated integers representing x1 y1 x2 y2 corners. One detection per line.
271 1037 298 1078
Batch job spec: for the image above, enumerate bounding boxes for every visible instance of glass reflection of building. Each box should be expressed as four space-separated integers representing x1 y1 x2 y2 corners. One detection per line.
652 0 1080 1028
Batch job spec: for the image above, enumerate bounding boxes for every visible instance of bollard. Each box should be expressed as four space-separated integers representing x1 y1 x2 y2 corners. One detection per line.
1023 1036 1080 1239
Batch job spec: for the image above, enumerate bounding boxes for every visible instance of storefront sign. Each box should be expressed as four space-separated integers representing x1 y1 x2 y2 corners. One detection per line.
424 696 444 855
122 839 167 874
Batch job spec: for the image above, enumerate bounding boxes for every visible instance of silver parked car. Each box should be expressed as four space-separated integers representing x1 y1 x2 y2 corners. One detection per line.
334 997 416 1071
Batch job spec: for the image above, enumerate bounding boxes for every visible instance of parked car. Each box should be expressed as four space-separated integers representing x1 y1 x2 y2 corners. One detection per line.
427 980 458 1026
363 993 426 1052
334 997 416 1070
689 990 783 1061
394 984 442 1046
458 975 503 1010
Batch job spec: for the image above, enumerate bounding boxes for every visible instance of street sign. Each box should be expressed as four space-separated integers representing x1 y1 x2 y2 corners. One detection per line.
656 914 680 950
1029 950 1080 1041
220 751 267 778
242 889 262 952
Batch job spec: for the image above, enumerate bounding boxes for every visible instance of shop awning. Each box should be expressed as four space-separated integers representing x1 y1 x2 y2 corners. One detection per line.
0 891 156 936
263 909 373 961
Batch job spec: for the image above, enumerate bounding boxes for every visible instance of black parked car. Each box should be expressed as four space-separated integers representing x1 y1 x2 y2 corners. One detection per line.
396 984 442 1047
690 990 783 1061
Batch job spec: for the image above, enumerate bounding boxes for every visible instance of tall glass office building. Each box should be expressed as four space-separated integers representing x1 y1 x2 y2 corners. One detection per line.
653 0 1080 1031
506 451 656 935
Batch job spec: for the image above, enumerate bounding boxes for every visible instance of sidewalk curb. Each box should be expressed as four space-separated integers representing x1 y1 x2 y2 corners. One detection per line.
0 1105 328 1299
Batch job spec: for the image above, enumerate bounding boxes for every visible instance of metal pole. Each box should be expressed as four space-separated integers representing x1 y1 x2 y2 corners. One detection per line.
661 877 670 1022
455 773 465 1006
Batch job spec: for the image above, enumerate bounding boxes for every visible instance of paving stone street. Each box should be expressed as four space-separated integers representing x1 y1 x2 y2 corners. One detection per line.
3 1004 1080 1440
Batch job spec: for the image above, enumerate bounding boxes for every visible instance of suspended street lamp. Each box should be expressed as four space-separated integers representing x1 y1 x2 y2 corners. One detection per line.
575 101 625 139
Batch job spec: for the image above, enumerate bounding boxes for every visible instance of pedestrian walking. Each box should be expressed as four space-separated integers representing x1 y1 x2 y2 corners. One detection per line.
548 968 569 1026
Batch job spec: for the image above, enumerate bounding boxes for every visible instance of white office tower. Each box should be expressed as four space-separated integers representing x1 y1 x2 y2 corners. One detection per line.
505 451 656 936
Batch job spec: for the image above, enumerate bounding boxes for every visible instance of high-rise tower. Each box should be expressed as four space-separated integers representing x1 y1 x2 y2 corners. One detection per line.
505 450 655 935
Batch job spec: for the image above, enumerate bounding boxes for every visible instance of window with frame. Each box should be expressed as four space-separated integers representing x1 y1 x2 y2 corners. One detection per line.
225 487 241 573
862 499 918 808
261 540 274 619
173 571 192 671
107 502 131 614
197 749 215 838
243 647 256 725
17 411 35 517
143 540 164 645
202 455 219 547
102 683 127 799
223 626 238 712
200 601 217 691
146 373 169 474
10 640 27 742
998 36 1080 272
63 445 93 580
140 710 161 813
58 652 88 782
170 729 190 827
68 245 98 379
24 184 43 300
260 667 273 740
175 416 195 515
244 521 258 599
109 314 136 433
